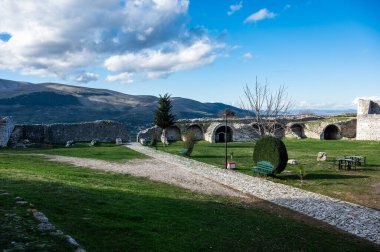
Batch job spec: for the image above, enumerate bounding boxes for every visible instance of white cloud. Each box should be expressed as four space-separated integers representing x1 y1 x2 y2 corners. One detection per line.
0 0 220 81
244 8 276 23
75 72 99 83
106 72 134 84
296 100 353 109
104 38 222 80
242 52 253 61
227 2 243 15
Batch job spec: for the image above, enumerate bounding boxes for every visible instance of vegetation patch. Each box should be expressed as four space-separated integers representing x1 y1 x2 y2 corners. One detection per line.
154 139 380 210
253 136 288 173
0 143 147 162
0 155 378 251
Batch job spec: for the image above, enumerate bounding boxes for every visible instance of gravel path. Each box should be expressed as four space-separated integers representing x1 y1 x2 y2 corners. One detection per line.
46 156 253 201
126 143 380 245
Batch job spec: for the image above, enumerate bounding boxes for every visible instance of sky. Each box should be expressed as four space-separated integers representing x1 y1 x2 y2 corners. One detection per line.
0 0 379 109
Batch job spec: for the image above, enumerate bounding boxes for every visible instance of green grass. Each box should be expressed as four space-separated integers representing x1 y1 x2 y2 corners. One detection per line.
155 139 380 210
0 142 147 162
0 155 378 251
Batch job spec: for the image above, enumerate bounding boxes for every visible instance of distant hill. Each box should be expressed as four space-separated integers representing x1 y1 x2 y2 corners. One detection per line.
0 78 246 134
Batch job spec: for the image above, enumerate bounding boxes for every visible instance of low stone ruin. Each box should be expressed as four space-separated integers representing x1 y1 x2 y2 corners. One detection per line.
0 116 14 147
4 120 129 147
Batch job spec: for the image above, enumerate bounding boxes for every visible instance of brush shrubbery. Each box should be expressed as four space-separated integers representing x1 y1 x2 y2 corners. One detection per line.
253 136 288 174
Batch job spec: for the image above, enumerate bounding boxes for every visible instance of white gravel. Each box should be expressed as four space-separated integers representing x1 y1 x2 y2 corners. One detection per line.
126 143 380 245
46 156 253 200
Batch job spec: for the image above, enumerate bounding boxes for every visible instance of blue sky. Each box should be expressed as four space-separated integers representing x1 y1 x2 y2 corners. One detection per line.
0 0 379 109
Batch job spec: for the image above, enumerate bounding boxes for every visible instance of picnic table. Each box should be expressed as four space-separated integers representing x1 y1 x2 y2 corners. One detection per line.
344 156 366 167
336 158 356 170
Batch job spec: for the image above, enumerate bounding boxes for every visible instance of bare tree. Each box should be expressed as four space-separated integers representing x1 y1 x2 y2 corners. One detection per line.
240 77 293 137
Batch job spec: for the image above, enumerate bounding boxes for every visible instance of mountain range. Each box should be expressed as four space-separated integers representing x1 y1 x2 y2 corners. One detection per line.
0 78 246 133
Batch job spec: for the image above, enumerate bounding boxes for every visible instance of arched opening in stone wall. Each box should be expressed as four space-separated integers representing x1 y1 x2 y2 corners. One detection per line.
252 124 262 138
165 126 181 141
186 124 204 141
215 126 233 143
273 123 285 138
290 124 304 138
323 125 340 140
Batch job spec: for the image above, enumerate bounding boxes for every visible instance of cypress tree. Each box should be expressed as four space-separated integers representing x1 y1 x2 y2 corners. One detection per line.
154 93 175 130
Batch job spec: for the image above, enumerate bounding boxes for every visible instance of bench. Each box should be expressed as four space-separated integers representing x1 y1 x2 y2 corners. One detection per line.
178 148 189 156
252 161 274 175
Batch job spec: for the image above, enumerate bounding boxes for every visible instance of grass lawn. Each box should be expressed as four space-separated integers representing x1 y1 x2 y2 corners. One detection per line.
0 154 379 251
0 142 147 162
154 139 380 210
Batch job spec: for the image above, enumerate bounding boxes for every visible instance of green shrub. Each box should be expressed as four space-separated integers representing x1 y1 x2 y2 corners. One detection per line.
253 136 288 174
182 130 195 156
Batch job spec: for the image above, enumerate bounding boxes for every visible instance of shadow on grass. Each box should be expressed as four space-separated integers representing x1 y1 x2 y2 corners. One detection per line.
1 176 378 252
277 173 369 180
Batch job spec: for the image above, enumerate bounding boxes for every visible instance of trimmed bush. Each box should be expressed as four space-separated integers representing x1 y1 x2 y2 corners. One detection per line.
253 136 288 174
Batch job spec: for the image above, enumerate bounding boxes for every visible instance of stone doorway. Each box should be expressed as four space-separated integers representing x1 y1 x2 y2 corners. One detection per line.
323 125 341 140
215 126 233 143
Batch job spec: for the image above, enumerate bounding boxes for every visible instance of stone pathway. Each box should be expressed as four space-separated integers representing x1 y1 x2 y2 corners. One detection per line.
126 143 380 245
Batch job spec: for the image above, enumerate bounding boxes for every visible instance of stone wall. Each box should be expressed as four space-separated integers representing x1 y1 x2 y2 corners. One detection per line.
357 99 380 141
9 120 129 145
0 117 14 147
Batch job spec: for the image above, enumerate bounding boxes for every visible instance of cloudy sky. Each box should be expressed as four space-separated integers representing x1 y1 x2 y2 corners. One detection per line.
0 0 379 109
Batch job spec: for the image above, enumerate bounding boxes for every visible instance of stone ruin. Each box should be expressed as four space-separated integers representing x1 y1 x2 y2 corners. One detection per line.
0 116 14 147
137 116 358 144
356 99 380 141
0 119 129 147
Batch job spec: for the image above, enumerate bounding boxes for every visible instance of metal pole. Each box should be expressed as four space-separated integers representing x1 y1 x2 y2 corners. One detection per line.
225 115 227 169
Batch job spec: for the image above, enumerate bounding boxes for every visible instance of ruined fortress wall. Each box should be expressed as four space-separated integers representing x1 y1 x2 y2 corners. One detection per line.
0 117 14 147
10 120 129 145
357 99 380 141
357 115 380 140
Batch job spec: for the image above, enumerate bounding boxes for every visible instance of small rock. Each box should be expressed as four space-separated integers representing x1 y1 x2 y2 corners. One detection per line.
50 229 64 236
115 137 123 145
15 196 24 201
66 235 79 247
38 222 55 232
15 201 28 205
317 152 327 161
33 211 49 223
89 140 97 147
287 159 299 165
65 140 74 148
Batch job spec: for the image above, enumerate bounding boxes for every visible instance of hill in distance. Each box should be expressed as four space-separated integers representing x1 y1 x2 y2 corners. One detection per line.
0 78 246 133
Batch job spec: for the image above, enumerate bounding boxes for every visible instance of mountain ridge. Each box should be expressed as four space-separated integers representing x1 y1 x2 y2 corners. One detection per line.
0 78 246 133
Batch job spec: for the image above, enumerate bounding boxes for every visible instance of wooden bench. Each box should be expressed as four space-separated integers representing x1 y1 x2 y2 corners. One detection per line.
178 148 189 156
252 161 274 175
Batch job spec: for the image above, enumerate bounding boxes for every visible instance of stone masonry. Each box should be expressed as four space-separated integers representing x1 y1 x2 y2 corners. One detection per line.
8 120 129 146
357 99 380 141
137 116 358 143
0 116 14 147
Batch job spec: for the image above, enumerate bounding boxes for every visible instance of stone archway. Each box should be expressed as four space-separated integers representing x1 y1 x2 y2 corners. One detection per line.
273 123 285 138
186 124 204 141
323 124 341 140
290 124 305 138
252 123 262 139
165 125 181 141
215 126 233 143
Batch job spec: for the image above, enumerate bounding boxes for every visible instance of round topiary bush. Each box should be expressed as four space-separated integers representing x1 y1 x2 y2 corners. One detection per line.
253 136 288 174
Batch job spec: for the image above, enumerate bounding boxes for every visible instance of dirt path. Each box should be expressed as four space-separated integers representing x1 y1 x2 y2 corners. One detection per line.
45 155 255 201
